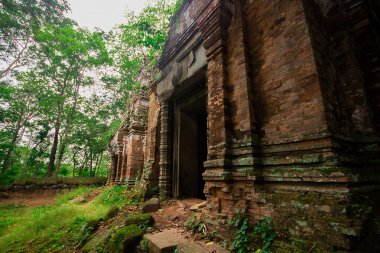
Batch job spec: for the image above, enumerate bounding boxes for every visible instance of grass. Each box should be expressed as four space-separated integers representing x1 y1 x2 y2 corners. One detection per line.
0 186 135 253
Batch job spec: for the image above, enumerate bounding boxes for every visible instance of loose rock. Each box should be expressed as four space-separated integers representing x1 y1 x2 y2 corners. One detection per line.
142 198 160 213
189 201 207 211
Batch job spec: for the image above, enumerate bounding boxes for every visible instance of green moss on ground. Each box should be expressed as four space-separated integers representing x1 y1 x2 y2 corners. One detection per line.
125 213 155 227
82 228 113 253
106 224 143 253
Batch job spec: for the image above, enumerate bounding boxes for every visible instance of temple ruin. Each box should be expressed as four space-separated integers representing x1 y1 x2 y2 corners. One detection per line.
109 0 380 251
108 92 149 186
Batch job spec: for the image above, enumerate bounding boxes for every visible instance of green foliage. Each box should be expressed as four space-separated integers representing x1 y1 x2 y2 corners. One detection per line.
0 0 70 79
0 186 138 252
0 204 26 237
184 214 211 239
93 186 131 208
106 224 143 253
135 238 149 253
230 218 250 253
184 214 198 231
55 186 95 205
252 218 276 253
228 215 276 253
0 0 179 182
105 0 179 115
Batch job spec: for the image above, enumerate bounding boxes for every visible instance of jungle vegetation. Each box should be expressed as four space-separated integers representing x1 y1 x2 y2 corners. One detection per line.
0 0 181 184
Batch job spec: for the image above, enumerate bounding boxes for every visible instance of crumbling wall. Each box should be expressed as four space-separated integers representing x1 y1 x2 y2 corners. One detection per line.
140 84 161 198
108 92 148 186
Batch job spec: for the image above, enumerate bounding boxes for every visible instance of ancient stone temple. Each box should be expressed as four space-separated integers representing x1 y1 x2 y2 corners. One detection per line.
111 0 380 251
108 93 149 186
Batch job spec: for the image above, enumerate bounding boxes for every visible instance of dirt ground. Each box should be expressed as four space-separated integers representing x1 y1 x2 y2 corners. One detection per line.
0 189 62 207
150 198 228 252
152 198 203 230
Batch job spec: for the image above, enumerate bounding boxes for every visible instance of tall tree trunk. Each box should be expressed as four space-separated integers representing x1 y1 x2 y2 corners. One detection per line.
72 151 77 177
47 74 68 177
89 151 93 177
53 78 81 177
79 151 88 176
46 117 61 177
94 152 103 177
54 142 66 177
22 131 34 177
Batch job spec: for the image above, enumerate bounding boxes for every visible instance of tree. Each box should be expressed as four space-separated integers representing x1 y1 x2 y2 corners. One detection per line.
0 0 180 181
0 0 69 80
0 72 49 174
30 19 111 176
104 0 180 115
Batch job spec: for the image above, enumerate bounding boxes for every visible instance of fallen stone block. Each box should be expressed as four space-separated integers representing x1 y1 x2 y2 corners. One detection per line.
82 228 112 253
125 213 155 227
69 195 87 204
176 242 209 253
189 201 207 211
144 229 187 253
142 198 160 213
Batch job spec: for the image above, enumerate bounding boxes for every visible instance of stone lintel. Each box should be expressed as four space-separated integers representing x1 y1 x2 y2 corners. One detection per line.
203 170 232 181
204 159 232 169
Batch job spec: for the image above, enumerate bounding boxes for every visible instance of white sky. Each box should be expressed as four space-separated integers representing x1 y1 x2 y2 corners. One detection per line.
66 0 150 31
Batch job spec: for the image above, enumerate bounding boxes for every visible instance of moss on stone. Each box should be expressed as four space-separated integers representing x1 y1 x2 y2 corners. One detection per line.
84 219 101 232
125 213 155 227
82 229 112 253
106 224 143 253
103 206 119 221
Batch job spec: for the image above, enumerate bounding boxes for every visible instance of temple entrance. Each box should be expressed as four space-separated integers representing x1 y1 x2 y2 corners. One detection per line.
173 89 207 199
111 155 118 180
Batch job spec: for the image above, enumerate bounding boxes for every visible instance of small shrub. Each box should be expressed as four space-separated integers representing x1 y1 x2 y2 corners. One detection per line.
252 218 275 253
228 216 276 253
230 218 250 253
135 238 149 253
184 214 211 239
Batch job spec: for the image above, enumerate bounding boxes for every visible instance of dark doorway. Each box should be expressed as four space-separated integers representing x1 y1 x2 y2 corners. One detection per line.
173 90 207 199
111 155 118 179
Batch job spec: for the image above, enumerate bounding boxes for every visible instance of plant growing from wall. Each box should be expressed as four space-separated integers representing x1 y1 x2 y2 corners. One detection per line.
252 218 276 253
228 214 276 253
184 214 210 239
229 217 250 253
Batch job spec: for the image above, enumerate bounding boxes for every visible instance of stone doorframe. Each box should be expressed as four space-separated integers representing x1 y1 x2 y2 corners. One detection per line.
158 0 241 198
172 88 207 198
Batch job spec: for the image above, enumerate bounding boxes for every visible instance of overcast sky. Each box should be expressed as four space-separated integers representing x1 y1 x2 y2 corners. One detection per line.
66 0 149 31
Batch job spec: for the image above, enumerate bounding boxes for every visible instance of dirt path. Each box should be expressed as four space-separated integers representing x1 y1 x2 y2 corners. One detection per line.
149 198 229 252
0 186 106 207
0 189 63 207
151 198 204 230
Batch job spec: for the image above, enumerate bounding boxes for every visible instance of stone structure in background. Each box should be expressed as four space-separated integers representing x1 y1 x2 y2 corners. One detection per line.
110 0 380 251
108 92 149 186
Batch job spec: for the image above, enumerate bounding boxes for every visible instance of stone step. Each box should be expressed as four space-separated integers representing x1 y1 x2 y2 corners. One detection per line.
144 229 187 253
176 242 209 253
145 229 229 253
